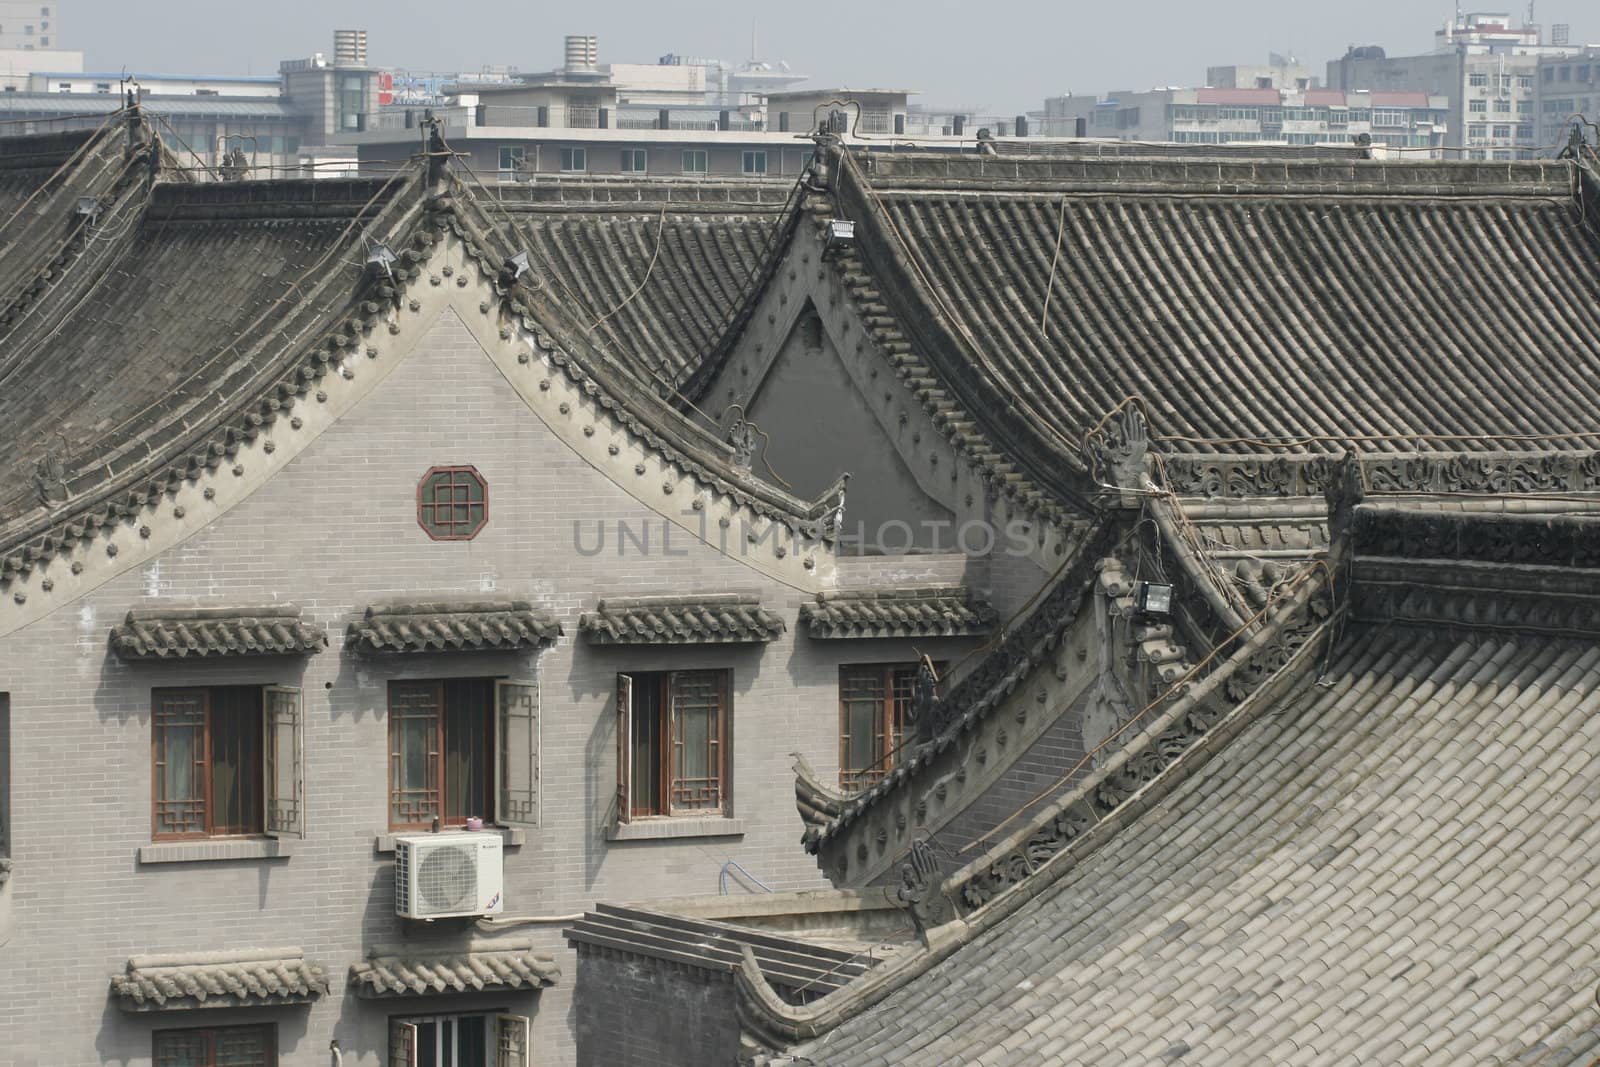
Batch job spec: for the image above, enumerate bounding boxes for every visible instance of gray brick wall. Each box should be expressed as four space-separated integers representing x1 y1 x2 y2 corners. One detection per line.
0 310 963 1066
572 949 739 1067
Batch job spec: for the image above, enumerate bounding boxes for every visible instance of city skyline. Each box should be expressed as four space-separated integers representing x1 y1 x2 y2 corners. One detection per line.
52 0 1598 112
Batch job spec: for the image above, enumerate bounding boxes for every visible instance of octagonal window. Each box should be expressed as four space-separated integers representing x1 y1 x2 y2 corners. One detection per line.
418 466 488 541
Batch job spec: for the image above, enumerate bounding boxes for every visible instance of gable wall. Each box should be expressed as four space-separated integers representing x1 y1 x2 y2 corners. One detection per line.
0 306 978 1066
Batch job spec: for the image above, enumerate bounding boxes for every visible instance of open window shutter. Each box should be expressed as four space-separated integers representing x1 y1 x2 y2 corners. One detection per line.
496 1013 531 1067
388 1019 418 1067
495 680 540 827
615 674 633 824
262 686 303 838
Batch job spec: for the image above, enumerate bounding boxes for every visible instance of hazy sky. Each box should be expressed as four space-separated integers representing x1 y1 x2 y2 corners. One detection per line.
61 1 1595 111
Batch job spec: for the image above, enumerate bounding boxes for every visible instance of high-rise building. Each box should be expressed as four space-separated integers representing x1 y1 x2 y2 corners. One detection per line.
1327 11 1583 158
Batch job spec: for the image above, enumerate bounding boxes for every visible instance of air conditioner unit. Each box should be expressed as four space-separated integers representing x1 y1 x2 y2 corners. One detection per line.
394 834 504 919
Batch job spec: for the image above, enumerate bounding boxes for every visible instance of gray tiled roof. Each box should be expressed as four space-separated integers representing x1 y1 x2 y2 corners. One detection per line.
348 939 559 997
767 145 1600 509
799 587 997 639
110 606 326 660
789 614 1600 1065
578 594 784 644
495 186 789 392
110 948 328 1011
345 600 562 655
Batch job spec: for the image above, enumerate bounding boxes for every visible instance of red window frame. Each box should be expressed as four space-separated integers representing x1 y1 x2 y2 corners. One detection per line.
151 687 264 840
619 670 730 819
416 465 488 541
838 663 937 793
153 1022 275 1066
387 679 495 831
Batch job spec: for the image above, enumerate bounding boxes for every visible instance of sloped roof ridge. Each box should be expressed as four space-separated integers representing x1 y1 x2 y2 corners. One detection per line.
822 143 1100 510
744 572 1335 1055
860 150 1580 199
802 521 1118 852
682 159 1075 527
442 179 846 535
0 163 430 577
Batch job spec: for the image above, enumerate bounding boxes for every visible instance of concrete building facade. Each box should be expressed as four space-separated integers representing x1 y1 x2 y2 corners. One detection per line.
1327 11 1584 157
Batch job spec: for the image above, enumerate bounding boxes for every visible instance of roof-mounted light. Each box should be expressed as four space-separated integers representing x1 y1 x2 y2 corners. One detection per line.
365 242 397 280
1134 581 1173 617
823 219 856 259
505 250 532 282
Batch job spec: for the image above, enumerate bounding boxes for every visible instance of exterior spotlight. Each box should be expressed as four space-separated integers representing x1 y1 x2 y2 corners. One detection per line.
505 250 531 281
823 219 856 258
365 243 397 280
74 196 101 220
1134 581 1173 616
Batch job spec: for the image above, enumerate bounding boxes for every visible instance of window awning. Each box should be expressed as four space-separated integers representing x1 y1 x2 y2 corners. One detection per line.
799 587 999 639
344 600 562 655
348 939 560 998
578 594 785 644
110 948 328 1012
109 606 327 660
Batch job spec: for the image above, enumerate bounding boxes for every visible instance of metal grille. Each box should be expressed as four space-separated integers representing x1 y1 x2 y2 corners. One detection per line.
153 690 207 836
416 842 477 913
669 671 722 813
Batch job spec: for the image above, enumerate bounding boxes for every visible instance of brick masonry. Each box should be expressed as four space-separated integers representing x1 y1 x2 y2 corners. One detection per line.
0 308 983 1066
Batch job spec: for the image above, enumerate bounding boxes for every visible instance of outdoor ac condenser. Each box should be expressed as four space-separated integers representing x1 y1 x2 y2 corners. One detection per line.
394 833 505 919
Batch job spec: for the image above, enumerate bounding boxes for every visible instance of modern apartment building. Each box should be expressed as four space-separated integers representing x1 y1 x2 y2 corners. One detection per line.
1327 11 1582 157
0 0 56 50
1536 45 1600 150
1042 86 1448 154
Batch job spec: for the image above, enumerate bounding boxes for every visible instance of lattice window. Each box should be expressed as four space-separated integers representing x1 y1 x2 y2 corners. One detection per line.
616 669 730 819
152 687 265 839
838 663 936 793
389 682 443 829
417 466 488 541
389 678 536 830
154 1024 274 1067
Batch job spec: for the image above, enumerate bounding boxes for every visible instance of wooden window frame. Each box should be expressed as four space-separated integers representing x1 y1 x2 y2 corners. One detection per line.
389 678 539 832
151 686 266 841
153 1022 276 1066
616 669 730 822
416 465 488 542
837 663 941 793
387 680 491 832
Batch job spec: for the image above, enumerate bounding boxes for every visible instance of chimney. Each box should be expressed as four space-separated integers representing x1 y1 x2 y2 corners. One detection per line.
334 29 368 67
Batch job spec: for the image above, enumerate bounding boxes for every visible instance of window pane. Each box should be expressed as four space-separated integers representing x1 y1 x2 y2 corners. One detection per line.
390 683 440 827
154 1030 208 1067
630 677 662 816
214 1025 271 1067
443 679 492 823
154 690 206 836
839 667 886 792
208 687 263 835
669 671 721 811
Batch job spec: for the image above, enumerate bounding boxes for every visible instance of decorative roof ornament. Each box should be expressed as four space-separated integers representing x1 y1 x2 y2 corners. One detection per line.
31 452 69 507
894 837 955 936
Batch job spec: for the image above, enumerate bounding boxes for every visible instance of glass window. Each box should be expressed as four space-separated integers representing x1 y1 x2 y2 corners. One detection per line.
388 679 495 830
837 663 933 792
154 1024 274 1067
741 150 767 175
617 670 730 818
152 687 263 838
497 144 525 180
1469 99 1487 114
1493 99 1511 113
417 465 487 540
620 148 647 172
1469 73 1488 86
681 149 707 174
559 146 585 172
1493 124 1511 138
